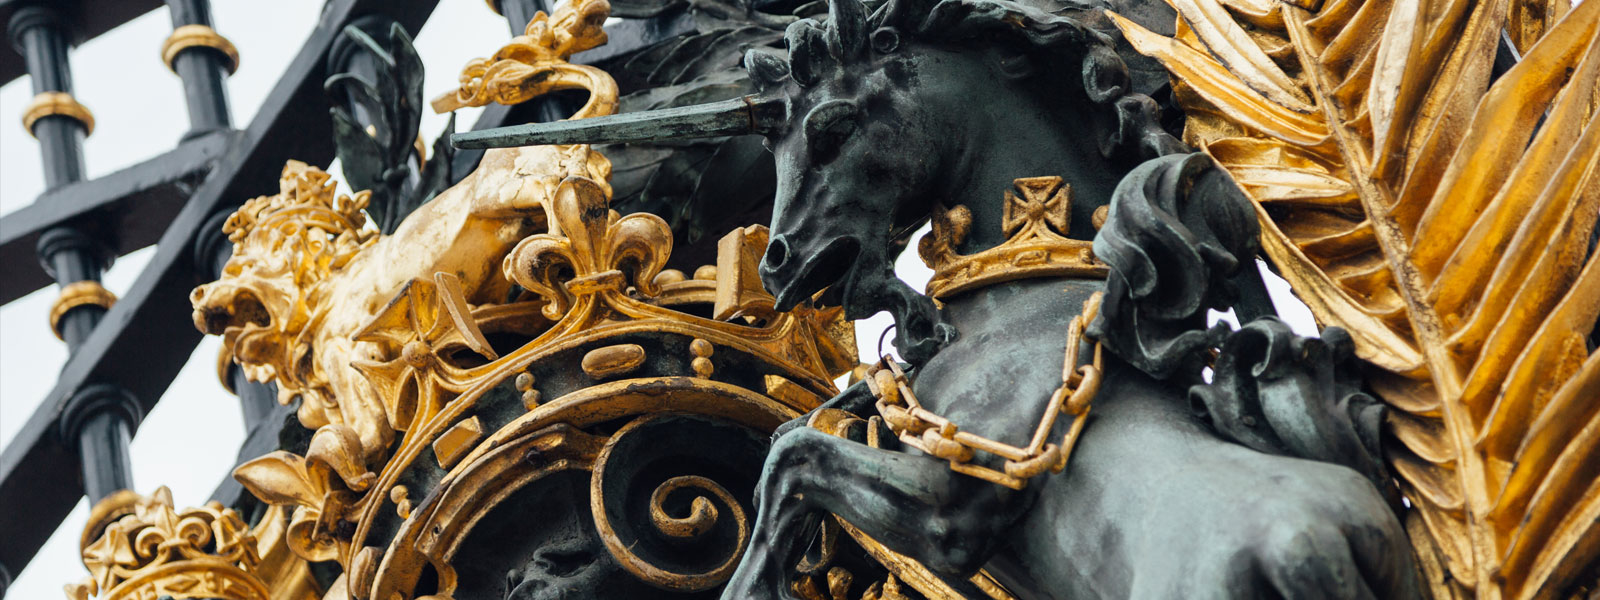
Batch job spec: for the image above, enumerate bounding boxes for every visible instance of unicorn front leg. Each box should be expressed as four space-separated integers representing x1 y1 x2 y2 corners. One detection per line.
723 426 1029 600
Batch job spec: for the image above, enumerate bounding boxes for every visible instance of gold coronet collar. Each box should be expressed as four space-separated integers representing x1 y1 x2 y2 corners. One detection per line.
50 280 118 340
22 91 94 137
161 24 240 74
918 176 1108 299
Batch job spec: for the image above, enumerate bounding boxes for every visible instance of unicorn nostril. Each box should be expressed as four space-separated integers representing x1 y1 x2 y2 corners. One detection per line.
764 236 790 271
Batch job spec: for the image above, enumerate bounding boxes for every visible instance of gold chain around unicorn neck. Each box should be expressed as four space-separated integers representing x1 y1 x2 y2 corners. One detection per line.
863 292 1103 490
919 176 1109 300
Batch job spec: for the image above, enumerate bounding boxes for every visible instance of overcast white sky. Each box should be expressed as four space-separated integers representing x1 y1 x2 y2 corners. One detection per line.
0 1 1314 597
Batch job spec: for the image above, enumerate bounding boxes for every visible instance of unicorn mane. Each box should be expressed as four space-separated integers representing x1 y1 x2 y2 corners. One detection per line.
745 0 1185 162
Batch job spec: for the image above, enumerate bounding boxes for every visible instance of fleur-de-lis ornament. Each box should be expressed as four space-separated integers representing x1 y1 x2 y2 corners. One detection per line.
352 272 499 433
502 176 673 319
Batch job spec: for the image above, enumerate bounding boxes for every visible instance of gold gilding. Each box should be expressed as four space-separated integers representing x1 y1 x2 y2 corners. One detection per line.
161 24 240 74
714 226 776 320
919 177 1108 299
864 292 1103 490
432 416 485 469
49 280 117 340
194 1 861 598
431 0 615 117
23 91 94 137
589 418 750 592
581 344 648 378
68 487 270 600
1111 0 1600 596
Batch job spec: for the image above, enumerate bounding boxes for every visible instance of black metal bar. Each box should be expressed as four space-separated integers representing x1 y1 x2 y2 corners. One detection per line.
0 0 442 576
165 0 234 136
9 4 144 528
36 228 114 350
57 384 142 504
10 6 87 187
489 0 541 36
0 0 166 85
74 415 135 502
10 6 107 341
0 129 235 306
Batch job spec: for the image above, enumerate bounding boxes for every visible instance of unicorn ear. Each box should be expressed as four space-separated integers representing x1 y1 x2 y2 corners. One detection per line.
450 96 787 149
826 0 869 60
745 49 791 90
786 20 832 87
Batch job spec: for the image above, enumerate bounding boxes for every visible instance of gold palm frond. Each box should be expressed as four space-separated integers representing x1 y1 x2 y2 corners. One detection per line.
1109 0 1600 597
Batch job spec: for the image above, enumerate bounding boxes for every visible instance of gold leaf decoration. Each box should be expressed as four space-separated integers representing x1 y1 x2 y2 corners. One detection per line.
1112 0 1600 597
431 0 616 117
68 487 271 600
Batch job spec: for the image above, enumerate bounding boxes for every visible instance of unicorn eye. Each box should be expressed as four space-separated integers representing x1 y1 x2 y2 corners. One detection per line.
802 100 860 163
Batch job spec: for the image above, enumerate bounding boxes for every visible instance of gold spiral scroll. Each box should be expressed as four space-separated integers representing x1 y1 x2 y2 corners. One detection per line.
649 476 740 539
431 0 617 119
589 416 753 592
161 24 240 74
22 91 94 137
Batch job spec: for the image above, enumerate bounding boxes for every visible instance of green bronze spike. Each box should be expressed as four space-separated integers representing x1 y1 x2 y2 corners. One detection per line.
450 95 787 149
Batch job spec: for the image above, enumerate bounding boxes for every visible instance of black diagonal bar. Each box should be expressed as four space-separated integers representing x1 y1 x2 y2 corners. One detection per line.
0 0 164 85
0 129 236 306
0 0 440 576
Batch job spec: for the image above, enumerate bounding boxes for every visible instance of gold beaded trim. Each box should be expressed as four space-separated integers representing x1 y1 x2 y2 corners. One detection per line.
22 92 95 137
49 280 118 340
862 292 1104 490
161 24 240 74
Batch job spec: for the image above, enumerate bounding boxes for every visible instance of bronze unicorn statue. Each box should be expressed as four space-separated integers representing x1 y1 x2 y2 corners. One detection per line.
456 0 1420 597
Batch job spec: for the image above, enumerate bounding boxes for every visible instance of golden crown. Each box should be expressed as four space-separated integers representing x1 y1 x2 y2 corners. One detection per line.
223 160 371 247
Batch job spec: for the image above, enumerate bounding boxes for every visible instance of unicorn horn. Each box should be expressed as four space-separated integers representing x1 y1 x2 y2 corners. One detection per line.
451 95 786 149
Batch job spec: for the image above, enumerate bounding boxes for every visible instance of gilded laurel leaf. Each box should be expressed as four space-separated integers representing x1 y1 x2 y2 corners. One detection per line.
232 453 320 508
1113 0 1600 597
305 425 375 492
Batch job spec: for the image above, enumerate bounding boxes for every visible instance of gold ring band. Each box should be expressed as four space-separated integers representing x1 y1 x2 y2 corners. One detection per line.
21 92 94 137
49 280 118 340
161 24 240 75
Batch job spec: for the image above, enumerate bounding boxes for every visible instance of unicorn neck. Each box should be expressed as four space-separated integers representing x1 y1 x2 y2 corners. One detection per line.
935 93 1120 255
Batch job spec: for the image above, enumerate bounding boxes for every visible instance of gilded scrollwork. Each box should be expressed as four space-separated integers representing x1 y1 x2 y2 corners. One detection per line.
192 145 601 470
352 272 501 436
66 487 269 600
188 1 866 598
430 0 616 118
352 185 857 598
231 425 374 564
